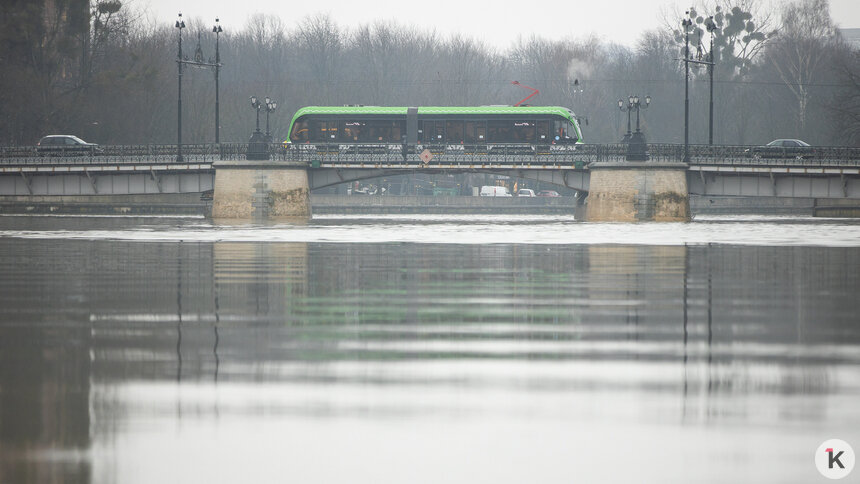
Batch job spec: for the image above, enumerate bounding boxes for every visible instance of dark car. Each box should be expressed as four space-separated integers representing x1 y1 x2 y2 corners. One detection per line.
36 135 101 156
746 139 813 160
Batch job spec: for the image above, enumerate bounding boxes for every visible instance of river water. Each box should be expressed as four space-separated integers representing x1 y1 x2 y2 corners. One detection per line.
0 214 859 483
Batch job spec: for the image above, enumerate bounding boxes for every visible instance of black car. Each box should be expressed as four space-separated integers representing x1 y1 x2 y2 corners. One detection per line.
746 139 813 160
36 135 101 156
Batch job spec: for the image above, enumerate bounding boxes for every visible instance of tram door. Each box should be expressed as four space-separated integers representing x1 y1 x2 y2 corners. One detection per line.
406 108 418 146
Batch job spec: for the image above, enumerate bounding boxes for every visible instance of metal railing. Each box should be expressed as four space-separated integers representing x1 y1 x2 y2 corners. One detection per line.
683 144 860 166
277 143 860 167
0 144 247 165
1 143 859 167
276 143 599 165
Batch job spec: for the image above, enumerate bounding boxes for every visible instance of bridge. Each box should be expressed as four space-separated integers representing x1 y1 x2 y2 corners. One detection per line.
1 143 859 220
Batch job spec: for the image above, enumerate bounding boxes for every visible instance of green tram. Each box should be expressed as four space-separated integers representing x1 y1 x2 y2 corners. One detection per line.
284 106 583 154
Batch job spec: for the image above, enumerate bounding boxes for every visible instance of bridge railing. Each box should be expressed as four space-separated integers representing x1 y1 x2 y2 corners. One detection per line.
276 143 631 165
2 143 859 166
663 144 860 166
277 143 860 166
0 144 249 164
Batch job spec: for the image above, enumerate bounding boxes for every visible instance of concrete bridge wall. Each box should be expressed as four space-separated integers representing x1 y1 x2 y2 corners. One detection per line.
689 167 860 198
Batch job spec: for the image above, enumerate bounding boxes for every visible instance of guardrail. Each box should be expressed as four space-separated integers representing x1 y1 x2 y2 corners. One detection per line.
279 143 598 165
1 143 859 167
681 144 860 166
0 144 248 164
278 143 860 166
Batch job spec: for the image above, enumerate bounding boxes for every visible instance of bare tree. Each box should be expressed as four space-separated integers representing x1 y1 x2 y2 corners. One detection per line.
767 0 838 133
828 43 860 145
294 13 343 103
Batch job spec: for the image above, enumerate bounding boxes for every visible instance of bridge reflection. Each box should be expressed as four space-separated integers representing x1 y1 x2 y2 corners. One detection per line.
2 238 858 482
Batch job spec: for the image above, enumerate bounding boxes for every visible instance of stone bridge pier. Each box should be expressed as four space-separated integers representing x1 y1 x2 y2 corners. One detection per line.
585 161 690 222
211 160 311 219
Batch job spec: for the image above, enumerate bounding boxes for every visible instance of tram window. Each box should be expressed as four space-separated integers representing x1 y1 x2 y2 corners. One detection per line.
476 123 486 142
513 121 535 143
377 120 404 143
311 120 336 141
536 120 549 142
309 120 328 142
307 120 317 141
291 120 309 142
392 121 406 142
488 121 510 143
446 121 464 144
341 121 364 142
418 121 432 143
433 121 445 142
464 121 477 143
366 120 382 142
365 119 398 142
553 120 569 142
569 122 579 142
421 121 444 143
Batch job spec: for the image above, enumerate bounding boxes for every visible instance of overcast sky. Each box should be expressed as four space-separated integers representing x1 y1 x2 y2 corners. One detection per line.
140 0 859 49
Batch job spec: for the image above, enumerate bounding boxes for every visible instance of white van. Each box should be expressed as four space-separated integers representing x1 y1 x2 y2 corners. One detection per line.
480 186 512 197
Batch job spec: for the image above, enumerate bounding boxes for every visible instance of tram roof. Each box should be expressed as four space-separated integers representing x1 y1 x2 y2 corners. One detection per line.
291 105 577 119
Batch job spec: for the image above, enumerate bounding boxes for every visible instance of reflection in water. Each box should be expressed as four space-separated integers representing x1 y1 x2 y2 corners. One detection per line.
0 224 859 482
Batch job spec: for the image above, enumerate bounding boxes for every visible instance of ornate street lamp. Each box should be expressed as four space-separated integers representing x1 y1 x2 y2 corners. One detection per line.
620 95 651 161
175 13 186 162
705 16 717 145
174 13 224 159
247 96 268 160
682 15 693 163
618 97 633 142
264 97 277 144
634 95 651 134
618 99 632 143
679 11 717 158
213 18 223 144
250 96 262 131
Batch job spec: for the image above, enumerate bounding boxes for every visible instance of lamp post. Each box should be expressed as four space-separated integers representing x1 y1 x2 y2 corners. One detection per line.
618 98 633 142
571 78 584 107
634 95 651 133
682 15 693 163
247 96 268 160
623 95 651 161
250 96 262 131
175 13 185 162
264 97 277 143
679 12 717 158
174 14 224 158
213 18 223 144
705 16 717 145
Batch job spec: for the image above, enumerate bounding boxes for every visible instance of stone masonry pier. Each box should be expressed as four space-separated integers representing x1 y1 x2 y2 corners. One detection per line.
586 161 690 222
212 160 310 219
